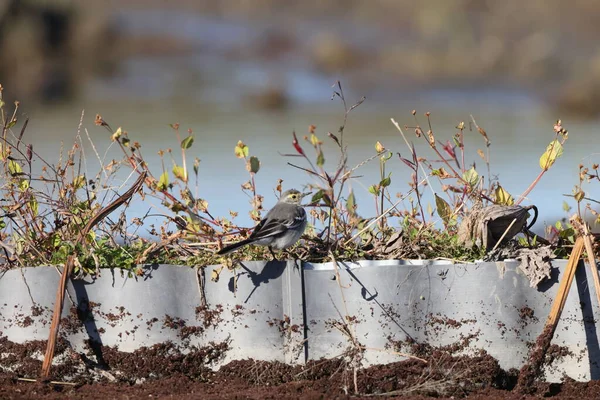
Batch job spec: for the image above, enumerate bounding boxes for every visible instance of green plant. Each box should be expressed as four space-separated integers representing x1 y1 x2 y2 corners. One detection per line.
0 81 590 275
0 86 147 273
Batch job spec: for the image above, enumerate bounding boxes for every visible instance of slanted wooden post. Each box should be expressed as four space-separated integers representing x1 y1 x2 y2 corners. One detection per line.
41 172 146 378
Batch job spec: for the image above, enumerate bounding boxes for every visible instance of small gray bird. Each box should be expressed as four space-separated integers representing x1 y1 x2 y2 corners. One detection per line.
217 189 311 258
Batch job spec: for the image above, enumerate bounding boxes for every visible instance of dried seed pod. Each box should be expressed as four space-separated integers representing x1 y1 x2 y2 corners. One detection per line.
427 130 435 148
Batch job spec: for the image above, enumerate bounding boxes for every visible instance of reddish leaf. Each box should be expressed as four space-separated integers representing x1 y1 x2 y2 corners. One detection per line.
398 153 415 169
292 131 305 156
440 140 456 160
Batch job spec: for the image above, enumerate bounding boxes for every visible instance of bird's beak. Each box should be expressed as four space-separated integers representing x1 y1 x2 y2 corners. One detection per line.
301 191 312 198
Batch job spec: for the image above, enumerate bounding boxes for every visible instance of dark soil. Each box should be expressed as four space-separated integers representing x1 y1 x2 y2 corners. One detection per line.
1 337 599 399
516 324 555 393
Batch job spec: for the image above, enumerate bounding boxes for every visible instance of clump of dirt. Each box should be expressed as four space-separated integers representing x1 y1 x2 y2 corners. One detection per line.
163 315 186 330
161 314 210 341
267 315 301 337
516 324 554 393
179 325 205 340
195 304 224 328
519 306 538 321
30 305 44 317
388 331 481 359
231 304 245 317
545 344 573 365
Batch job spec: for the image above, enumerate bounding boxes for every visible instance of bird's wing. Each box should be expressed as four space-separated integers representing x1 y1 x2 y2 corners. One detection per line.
249 207 306 240
248 217 288 240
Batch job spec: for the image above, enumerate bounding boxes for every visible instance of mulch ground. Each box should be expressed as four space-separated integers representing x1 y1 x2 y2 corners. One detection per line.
1 337 599 399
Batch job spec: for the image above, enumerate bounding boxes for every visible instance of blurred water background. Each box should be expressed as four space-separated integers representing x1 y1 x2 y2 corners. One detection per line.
2 0 600 233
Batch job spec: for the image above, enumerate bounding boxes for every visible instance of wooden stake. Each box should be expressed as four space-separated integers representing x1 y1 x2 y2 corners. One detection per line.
583 233 600 309
546 236 585 327
517 235 585 392
41 172 146 378
571 216 600 310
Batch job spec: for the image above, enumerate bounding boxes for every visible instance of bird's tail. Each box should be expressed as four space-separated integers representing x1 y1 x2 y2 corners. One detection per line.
216 238 255 255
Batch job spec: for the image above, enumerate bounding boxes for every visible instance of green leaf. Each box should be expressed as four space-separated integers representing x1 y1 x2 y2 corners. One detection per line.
6 119 16 129
368 185 380 196
380 175 391 188
52 233 62 248
29 198 38 217
311 190 324 204
462 167 479 187
234 141 249 158
559 227 575 240
494 185 514 206
111 127 122 142
8 160 22 176
562 201 571 213
157 171 169 190
574 189 585 203
447 215 458 227
316 151 325 167
172 165 187 182
247 156 260 174
73 175 86 190
346 191 356 215
170 202 186 213
181 136 194 149
250 209 261 221
435 194 452 225
322 193 332 207
18 179 29 191
0 217 5 230
555 221 563 230
196 198 208 212
539 139 563 170
310 134 320 146
431 167 450 179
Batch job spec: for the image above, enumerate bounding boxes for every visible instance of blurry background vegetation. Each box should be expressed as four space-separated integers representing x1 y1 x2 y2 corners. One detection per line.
3 0 600 115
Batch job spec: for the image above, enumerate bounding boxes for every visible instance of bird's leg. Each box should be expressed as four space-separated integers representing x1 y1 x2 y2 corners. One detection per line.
292 257 301 272
269 246 279 261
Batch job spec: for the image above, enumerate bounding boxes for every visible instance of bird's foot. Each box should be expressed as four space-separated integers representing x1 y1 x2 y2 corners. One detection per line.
268 247 279 262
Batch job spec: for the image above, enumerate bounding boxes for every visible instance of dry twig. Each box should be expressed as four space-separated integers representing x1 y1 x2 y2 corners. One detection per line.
41 172 146 378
